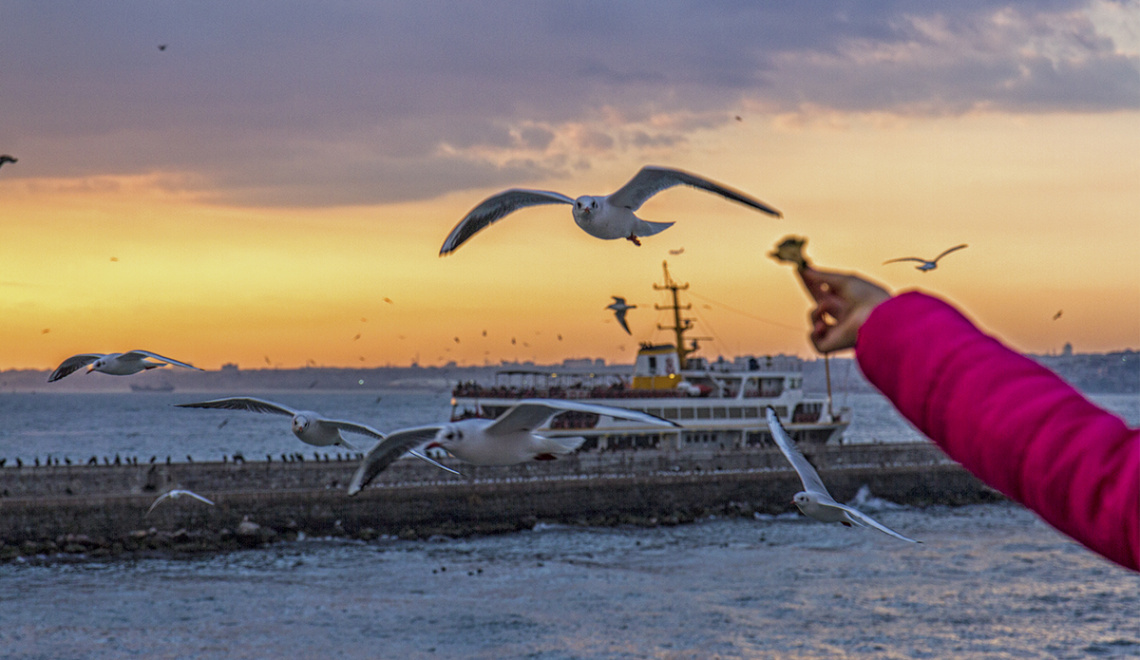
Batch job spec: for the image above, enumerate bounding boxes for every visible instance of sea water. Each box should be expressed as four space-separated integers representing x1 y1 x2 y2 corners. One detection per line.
0 391 1137 658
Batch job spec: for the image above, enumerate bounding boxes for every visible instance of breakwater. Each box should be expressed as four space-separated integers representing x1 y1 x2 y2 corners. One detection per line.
0 443 1000 560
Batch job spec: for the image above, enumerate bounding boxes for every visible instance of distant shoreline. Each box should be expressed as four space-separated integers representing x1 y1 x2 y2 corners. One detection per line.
2 349 1136 395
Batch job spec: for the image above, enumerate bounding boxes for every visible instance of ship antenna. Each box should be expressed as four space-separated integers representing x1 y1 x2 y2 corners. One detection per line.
654 260 694 369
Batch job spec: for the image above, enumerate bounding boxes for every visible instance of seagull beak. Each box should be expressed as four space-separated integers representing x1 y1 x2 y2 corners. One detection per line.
86 365 94 374
424 442 441 450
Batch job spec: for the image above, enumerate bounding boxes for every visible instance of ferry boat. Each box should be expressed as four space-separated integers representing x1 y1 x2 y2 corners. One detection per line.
450 262 850 452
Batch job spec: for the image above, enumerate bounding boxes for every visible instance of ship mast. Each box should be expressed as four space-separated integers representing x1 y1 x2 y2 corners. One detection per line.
654 261 695 369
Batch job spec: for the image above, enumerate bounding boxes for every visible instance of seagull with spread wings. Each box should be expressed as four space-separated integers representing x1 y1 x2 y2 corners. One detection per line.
49 350 202 382
765 407 919 543
883 244 968 272
348 399 680 495
439 165 781 254
606 296 636 335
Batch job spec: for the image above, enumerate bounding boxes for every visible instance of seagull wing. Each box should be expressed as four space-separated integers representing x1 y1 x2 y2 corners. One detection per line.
439 189 575 255
932 244 968 262
121 350 203 371
613 309 632 334
146 491 173 515
347 426 444 495
606 166 782 217
48 354 104 382
833 503 919 543
176 397 298 417
882 257 926 265
765 407 832 498
487 398 681 436
179 489 216 507
322 419 386 441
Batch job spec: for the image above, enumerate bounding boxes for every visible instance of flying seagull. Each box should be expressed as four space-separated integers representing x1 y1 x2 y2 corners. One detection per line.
347 399 680 495
606 296 636 335
883 244 968 272
439 165 782 255
765 407 919 543
0 155 16 169
175 397 456 474
146 489 214 516
49 350 202 382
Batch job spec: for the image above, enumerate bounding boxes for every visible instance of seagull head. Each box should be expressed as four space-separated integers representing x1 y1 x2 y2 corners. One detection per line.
432 425 464 451
87 359 105 373
572 196 600 222
292 415 310 434
793 492 816 508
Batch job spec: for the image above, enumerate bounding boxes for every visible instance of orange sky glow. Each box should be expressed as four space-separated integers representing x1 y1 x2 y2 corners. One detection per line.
1 4 1136 371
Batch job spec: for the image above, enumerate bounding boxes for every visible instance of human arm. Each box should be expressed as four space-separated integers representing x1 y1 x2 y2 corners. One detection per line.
856 292 1139 571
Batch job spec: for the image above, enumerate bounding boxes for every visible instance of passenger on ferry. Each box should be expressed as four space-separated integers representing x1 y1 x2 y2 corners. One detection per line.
791 264 1139 571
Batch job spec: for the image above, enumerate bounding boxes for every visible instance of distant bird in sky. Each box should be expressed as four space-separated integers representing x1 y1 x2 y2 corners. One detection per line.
146 489 213 516
669 247 685 255
49 350 202 382
607 296 636 335
41 328 50 334
883 244 968 272
353 333 361 340
109 256 119 262
765 407 919 543
157 44 167 51
383 297 393 304
347 399 680 495
1053 310 1063 321
0 154 17 169
439 165 782 254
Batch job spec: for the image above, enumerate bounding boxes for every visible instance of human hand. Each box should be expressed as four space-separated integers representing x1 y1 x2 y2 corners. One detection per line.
799 267 892 353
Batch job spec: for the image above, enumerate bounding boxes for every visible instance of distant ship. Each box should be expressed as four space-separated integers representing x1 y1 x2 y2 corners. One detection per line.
129 382 175 393
450 261 850 451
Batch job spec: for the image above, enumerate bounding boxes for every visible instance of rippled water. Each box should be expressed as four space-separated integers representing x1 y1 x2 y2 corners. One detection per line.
1 390 1137 658
2 505 1137 659
0 391 1134 463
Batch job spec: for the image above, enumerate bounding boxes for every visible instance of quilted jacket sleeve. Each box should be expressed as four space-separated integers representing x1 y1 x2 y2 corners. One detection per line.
856 291 1139 571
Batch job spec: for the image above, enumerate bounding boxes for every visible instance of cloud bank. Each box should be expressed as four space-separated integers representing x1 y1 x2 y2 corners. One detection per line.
0 1 1135 206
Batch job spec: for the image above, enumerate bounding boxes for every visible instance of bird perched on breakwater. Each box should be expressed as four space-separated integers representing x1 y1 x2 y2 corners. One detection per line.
883 244 967 272
765 407 919 543
146 489 215 516
347 399 680 496
48 350 202 382
439 165 781 254
606 297 636 335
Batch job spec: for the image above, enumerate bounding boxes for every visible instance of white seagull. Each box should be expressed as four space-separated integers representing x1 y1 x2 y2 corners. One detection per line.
176 397 373 451
606 296 636 335
883 244 968 272
146 488 215 516
347 398 680 496
765 407 919 543
439 165 782 255
175 396 458 474
49 350 203 382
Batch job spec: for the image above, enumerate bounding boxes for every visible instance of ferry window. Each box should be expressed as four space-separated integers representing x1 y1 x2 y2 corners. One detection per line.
743 407 759 418
648 356 657 371
713 407 726 419
646 408 662 417
696 408 711 419
663 408 678 419
728 408 743 419
680 408 695 419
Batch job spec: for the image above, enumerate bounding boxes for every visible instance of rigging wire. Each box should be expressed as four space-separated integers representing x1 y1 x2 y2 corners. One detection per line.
686 290 804 333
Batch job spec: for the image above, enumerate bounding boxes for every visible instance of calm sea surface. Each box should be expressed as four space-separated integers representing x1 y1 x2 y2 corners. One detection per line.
0 391 1137 659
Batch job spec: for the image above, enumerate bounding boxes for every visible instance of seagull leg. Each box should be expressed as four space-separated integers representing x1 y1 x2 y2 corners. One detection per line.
626 234 642 246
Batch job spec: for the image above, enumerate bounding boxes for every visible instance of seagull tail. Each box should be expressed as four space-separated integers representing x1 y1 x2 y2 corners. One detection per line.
536 435 587 455
634 220 674 237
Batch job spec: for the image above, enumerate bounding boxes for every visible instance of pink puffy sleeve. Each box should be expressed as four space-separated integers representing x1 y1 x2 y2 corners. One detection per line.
855 291 1139 571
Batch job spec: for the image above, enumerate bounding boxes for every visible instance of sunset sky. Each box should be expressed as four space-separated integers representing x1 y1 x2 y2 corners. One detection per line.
1 1 1137 371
